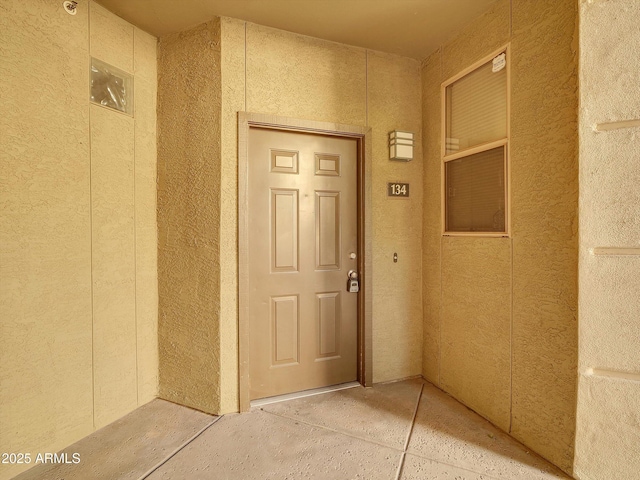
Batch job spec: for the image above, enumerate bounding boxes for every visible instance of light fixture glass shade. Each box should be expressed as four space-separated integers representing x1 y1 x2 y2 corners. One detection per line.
389 130 414 161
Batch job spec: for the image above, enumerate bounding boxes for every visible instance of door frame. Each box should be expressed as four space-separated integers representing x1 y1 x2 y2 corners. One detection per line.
237 112 373 412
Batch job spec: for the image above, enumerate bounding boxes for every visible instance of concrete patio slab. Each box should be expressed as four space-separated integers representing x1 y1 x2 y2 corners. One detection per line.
13 399 215 480
146 409 401 479
11 380 571 480
400 453 494 480
260 378 424 450
406 384 569 479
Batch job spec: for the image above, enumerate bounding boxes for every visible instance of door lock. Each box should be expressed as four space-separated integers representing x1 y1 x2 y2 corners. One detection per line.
347 270 360 293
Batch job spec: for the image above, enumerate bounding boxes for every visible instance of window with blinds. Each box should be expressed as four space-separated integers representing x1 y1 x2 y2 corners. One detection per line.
442 49 509 235
445 147 505 232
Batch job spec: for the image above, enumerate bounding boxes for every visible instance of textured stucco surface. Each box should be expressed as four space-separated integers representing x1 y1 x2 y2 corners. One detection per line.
224 21 423 400
367 51 423 382
441 0 511 81
90 105 138 429
245 23 367 126
575 375 640 479
90 1 134 73
90 0 159 432
134 27 160 404
509 0 579 471
420 50 442 386
1 1 158 478
0 2 92 478
219 17 246 414
575 1 640 478
203 20 423 411
440 237 512 432
579 257 640 372
157 20 222 414
421 0 578 473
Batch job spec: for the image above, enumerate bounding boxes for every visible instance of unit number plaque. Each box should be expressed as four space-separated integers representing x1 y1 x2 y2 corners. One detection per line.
387 182 410 198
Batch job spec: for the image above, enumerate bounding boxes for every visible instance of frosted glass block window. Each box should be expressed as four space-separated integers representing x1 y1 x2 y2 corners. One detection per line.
445 57 507 154
445 147 506 233
442 49 509 235
90 57 133 115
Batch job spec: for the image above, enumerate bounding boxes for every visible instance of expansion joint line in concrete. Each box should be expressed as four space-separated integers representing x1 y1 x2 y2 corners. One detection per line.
395 383 424 480
261 409 396 451
136 415 222 480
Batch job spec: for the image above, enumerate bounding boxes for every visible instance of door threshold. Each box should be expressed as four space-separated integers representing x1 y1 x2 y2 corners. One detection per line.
251 381 361 408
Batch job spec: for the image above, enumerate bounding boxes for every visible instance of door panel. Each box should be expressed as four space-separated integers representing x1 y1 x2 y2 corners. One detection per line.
316 191 340 270
317 292 340 358
271 295 299 365
271 189 298 272
248 128 358 400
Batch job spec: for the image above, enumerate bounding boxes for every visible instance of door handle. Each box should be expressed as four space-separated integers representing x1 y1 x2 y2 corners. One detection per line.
347 270 359 293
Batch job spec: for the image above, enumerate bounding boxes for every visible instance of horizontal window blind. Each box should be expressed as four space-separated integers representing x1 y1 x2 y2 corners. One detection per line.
445 146 506 232
446 60 507 154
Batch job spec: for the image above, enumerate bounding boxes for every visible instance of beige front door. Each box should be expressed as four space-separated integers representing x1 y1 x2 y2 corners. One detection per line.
248 127 359 400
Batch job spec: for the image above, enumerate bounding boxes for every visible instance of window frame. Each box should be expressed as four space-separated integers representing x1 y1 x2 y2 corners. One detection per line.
441 45 511 237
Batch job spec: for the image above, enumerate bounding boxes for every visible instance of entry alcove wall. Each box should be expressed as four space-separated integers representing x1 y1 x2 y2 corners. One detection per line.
157 18 424 415
421 0 579 474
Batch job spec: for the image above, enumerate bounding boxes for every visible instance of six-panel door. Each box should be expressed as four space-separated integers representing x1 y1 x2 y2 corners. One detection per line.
248 128 358 400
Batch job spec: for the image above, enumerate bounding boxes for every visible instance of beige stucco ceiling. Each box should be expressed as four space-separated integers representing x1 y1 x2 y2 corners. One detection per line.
95 0 498 60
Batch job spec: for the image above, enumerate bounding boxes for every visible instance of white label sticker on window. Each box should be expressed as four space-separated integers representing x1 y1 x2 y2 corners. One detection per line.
492 53 506 73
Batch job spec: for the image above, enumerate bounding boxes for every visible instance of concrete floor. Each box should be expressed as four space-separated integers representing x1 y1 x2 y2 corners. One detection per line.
15 379 569 480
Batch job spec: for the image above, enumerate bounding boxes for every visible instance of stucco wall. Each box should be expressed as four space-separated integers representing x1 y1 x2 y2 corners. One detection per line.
510 0 578 471
367 51 424 382
219 20 423 411
157 19 222 414
575 1 640 478
219 17 246 415
158 18 426 414
421 0 578 473
0 1 157 478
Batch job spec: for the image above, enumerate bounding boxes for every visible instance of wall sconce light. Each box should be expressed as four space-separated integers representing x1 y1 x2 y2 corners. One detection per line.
389 130 414 161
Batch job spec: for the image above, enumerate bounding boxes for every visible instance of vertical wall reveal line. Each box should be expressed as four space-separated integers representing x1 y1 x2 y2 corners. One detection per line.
133 29 139 407
438 238 443 386
88 0 96 431
244 22 247 112
508 5 513 433
511 0 514 38
439 47 443 84
509 238 514 432
438 47 443 387
365 50 368 126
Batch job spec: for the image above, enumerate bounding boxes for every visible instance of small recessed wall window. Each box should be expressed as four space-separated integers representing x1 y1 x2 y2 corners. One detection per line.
442 47 509 236
90 57 133 115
